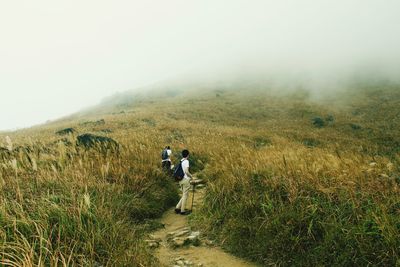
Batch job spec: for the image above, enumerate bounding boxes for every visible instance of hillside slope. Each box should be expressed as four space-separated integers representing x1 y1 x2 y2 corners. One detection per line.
1 82 399 266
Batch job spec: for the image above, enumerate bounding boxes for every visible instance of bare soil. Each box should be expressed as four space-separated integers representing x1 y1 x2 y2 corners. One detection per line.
150 187 259 267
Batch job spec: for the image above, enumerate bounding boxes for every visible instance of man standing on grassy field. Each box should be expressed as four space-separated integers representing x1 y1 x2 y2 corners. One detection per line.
175 149 193 215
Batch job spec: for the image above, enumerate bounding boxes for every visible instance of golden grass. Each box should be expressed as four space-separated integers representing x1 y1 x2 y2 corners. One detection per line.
0 83 399 266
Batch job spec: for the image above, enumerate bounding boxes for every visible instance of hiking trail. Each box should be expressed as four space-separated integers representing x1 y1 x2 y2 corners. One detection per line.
146 183 259 267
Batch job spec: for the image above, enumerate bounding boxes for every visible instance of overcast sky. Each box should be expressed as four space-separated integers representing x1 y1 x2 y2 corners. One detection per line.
1 0 400 130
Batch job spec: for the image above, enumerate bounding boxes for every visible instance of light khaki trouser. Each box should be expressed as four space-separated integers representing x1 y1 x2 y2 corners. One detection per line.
176 178 191 212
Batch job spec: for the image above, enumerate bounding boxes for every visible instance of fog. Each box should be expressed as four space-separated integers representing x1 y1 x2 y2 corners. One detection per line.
1 0 400 130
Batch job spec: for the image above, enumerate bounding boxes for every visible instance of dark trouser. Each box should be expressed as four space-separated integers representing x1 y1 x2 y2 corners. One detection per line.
162 160 171 171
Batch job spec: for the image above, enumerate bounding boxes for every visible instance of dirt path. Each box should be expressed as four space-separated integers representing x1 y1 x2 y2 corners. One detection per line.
147 185 259 267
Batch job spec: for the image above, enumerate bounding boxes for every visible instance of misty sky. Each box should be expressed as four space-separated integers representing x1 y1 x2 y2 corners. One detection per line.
1 1 400 130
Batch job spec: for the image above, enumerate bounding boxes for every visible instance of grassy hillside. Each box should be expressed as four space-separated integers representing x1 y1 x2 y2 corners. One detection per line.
1 82 399 266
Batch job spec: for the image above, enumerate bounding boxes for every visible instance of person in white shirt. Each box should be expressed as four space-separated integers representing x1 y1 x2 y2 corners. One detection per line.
175 149 193 215
161 146 172 171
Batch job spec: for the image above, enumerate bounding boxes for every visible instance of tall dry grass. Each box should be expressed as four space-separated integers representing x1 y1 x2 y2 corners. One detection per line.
1 83 399 266
0 124 179 266
186 85 400 266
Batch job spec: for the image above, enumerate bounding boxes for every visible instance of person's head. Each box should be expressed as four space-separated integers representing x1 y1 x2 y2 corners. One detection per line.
182 149 190 158
166 146 170 149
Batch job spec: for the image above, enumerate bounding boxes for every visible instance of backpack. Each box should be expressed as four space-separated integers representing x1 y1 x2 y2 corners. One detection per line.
173 161 185 181
161 149 169 160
